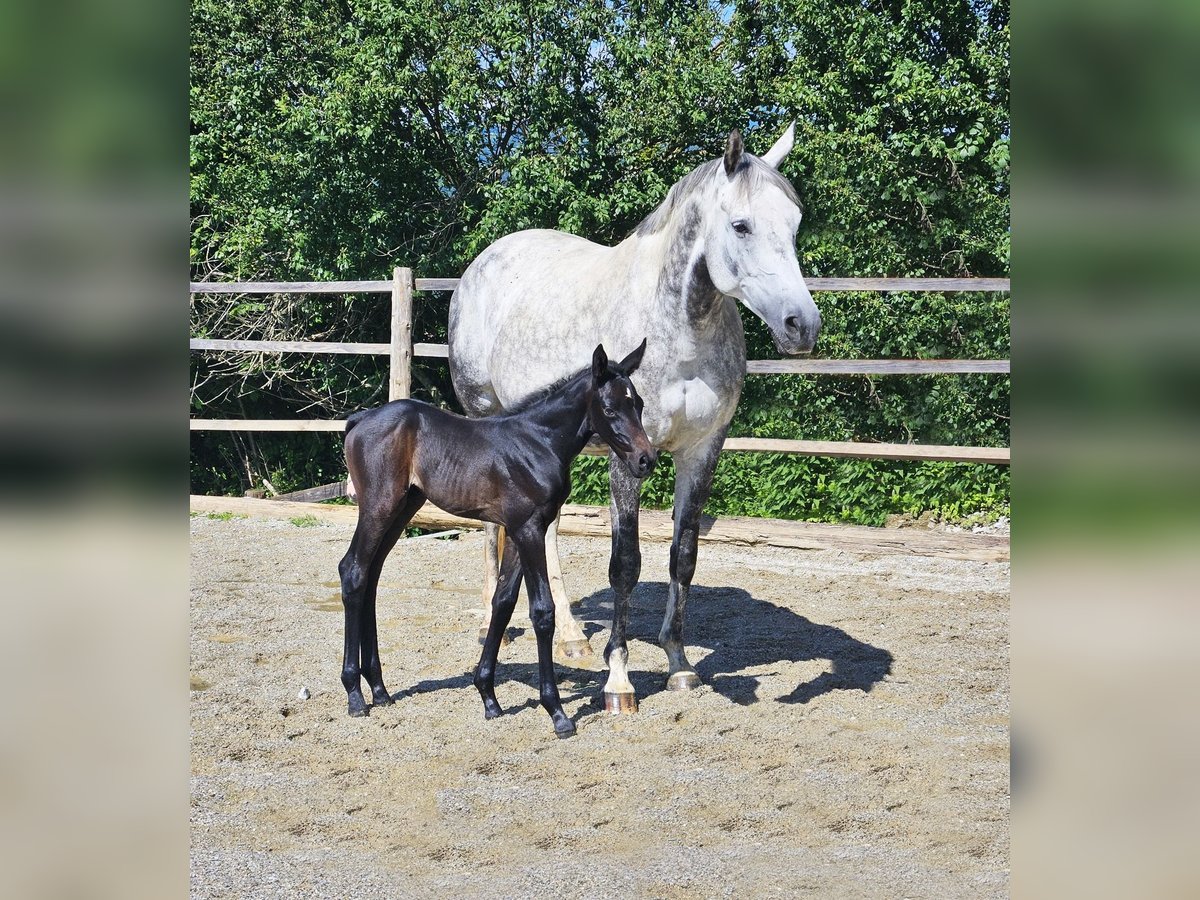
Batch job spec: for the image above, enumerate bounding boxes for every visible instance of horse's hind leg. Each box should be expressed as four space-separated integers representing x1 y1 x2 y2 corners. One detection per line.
547 514 595 664
478 524 509 645
473 538 523 719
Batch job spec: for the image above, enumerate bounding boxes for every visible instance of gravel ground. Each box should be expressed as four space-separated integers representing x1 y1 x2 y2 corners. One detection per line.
190 514 1008 898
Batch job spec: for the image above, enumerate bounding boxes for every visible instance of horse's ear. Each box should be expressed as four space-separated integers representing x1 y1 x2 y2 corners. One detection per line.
592 343 608 380
618 338 647 376
760 121 796 169
723 129 744 176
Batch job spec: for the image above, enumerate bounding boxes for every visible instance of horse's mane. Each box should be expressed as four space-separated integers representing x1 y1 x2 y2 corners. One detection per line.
635 154 802 237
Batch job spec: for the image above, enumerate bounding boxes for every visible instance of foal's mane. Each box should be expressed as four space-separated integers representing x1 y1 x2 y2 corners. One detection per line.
503 366 591 415
504 360 630 416
635 154 802 237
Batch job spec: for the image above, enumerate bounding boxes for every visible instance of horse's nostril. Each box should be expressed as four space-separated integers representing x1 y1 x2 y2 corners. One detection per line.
784 315 800 335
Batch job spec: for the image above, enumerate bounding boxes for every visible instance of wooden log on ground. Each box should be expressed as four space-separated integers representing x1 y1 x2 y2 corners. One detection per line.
271 481 348 503
190 495 1008 562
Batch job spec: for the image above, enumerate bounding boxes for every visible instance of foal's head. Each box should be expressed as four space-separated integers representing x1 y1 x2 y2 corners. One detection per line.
588 339 657 479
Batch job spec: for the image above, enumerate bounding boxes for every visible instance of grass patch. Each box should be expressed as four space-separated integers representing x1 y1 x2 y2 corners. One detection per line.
203 511 245 521
289 514 321 527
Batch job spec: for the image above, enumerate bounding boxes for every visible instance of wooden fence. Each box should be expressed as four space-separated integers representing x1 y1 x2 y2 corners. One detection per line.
190 269 1011 484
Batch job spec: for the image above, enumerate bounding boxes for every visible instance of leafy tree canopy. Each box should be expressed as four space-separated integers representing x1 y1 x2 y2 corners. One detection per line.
190 0 1009 526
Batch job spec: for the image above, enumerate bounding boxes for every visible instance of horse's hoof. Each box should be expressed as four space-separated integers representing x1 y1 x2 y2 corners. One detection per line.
478 628 511 647
554 721 577 739
348 705 369 718
555 639 602 671
483 701 502 720
372 693 394 707
559 639 594 660
603 691 638 714
666 671 703 691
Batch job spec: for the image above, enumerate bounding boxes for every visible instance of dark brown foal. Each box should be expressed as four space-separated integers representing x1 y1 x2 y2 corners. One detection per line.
338 341 655 738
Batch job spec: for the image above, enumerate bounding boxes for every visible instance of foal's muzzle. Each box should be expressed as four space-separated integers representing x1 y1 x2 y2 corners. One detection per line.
629 448 658 479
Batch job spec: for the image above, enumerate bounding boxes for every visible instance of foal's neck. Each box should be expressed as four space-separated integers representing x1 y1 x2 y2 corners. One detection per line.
519 371 593 453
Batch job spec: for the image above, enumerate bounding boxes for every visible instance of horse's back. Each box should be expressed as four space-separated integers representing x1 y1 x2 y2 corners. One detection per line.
450 229 617 415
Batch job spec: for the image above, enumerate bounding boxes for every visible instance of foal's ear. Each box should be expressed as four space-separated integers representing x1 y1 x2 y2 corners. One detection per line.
760 121 796 169
618 338 647 376
592 343 609 381
723 129 744 176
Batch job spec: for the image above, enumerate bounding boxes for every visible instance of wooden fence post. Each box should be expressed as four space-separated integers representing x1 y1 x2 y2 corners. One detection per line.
389 266 414 400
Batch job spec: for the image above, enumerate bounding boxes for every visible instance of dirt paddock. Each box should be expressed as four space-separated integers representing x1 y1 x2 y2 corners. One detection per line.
190 513 1008 898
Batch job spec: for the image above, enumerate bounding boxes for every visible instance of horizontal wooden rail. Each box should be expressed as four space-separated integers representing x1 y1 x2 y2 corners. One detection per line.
189 280 392 293
190 277 1010 294
192 419 347 432
190 340 1006 375
191 339 391 355
188 419 1008 465
746 359 1009 375
720 438 1008 464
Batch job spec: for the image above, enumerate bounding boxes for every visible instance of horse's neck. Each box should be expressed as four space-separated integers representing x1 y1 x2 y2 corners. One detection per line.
622 201 727 349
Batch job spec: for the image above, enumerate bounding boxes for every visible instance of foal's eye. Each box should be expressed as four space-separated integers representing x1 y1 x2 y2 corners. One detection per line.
731 220 751 235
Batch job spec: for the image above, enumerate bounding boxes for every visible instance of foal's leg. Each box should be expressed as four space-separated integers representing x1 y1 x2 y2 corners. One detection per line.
360 489 426 707
512 522 576 738
339 487 412 717
547 514 595 662
473 539 523 719
660 431 726 691
601 453 643 713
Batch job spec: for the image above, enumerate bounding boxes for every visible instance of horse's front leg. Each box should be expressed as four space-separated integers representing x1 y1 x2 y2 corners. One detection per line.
546 514 595 663
661 431 726 691
512 520 576 738
601 452 643 713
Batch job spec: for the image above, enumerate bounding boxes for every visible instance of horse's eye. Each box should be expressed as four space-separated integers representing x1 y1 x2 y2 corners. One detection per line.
732 220 751 235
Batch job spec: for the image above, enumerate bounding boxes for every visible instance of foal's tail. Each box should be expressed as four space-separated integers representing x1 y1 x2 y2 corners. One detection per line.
343 410 371 501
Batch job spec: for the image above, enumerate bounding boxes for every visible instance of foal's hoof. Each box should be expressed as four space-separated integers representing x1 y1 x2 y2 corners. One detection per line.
603 691 638 714
371 693 394 707
666 671 703 692
348 705 369 718
482 700 503 720
554 720 577 739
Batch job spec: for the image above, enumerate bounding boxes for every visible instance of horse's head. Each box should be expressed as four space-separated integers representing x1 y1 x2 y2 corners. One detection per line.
703 124 821 356
588 339 657 478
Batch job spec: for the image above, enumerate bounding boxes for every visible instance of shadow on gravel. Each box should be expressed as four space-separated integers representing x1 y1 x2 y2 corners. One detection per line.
572 581 894 707
380 582 891 714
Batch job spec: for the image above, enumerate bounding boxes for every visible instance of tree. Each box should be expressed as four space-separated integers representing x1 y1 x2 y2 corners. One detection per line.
190 0 1009 524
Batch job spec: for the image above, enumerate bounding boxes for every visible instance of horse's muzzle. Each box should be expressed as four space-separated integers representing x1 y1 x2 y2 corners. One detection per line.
776 310 822 355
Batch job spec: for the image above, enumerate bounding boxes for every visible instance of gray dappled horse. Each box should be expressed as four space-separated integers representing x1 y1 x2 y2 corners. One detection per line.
448 124 821 712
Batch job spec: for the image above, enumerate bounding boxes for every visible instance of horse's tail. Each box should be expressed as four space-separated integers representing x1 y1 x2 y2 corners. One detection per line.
345 409 368 435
